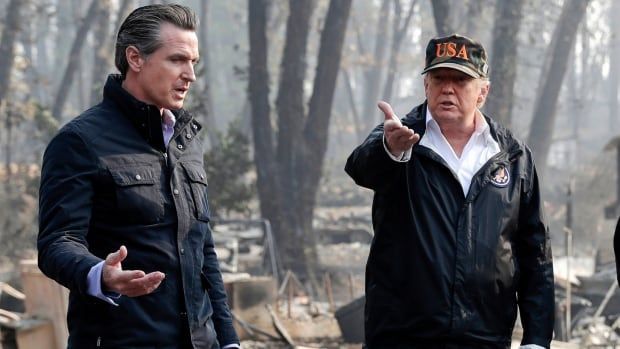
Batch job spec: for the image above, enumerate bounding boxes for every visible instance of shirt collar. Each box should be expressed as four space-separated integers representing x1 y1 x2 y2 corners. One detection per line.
103 74 196 151
162 109 176 128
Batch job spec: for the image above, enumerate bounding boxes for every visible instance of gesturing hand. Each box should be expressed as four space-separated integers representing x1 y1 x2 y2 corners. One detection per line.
102 245 165 297
379 101 420 157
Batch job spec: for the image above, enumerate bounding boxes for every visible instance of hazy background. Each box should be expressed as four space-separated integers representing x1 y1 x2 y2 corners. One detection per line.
0 0 616 286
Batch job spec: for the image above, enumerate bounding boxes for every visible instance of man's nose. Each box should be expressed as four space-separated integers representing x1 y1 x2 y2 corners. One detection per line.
182 63 196 82
440 80 455 93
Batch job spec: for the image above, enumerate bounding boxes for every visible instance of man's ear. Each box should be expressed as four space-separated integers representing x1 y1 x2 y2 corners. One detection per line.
126 46 143 73
478 81 490 106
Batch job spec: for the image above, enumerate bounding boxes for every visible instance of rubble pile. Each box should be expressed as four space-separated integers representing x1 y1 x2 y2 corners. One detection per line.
551 254 620 347
318 243 369 272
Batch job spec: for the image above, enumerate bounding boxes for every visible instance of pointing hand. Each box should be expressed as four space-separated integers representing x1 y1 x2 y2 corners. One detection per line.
378 101 420 157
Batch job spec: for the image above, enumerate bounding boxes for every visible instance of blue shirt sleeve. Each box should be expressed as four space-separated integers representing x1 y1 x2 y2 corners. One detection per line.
86 260 121 306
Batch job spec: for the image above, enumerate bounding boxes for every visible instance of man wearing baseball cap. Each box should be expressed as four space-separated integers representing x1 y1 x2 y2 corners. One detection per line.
346 34 554 348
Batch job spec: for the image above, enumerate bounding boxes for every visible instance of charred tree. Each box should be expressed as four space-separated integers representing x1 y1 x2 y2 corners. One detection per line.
342 69 364 138
484 0 525 128
248 0 286 272
186 0 219 148
382 0 416 102
430 0 453 36
248 0 352 276
35 3 53 105
295 0 353 279
527 0 591 178
0 0 24 106
197 0 219 146
465 0 484 37
91 0 112 105
609 1 620 131
273 0 315 272
361 0 390 136
52 0 99 120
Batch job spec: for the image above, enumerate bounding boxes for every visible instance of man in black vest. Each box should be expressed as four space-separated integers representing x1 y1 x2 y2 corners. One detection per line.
37 4 239 348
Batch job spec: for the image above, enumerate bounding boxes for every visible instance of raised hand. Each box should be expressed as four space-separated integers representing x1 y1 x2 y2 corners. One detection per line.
378 101 420 157
102 245 165 297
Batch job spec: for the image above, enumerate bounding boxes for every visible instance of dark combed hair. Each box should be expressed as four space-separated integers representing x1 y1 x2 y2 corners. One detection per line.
115 4 197 78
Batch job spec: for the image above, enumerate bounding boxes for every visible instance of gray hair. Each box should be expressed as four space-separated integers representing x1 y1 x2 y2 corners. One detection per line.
115 4 197 78
477 78 490 108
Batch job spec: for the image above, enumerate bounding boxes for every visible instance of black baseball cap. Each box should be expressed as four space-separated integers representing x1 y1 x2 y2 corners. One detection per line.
421 34 488 79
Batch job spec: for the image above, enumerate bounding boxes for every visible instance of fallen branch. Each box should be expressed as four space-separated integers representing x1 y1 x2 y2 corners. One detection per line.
0 282 25 300
0 308 21 321
266 304 295 348
231 311 280 341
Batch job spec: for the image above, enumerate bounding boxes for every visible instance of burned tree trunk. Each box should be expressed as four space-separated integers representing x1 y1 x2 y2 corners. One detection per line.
361 0 390 135
465 0 484 37
273 0 316 272
527 0 590 177
382 0 416 102
248 0 352 277
609 1 620 131
248 0 287 275
184 0 219 148
484 0 525 128
91 0 112 105
195 0 219 147
52 0 99 120
295 0 353 274
342 69 364 138
431 0 453 36
0 0 24 106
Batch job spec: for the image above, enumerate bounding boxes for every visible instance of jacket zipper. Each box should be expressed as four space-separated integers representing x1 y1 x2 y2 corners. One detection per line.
96 336 101 347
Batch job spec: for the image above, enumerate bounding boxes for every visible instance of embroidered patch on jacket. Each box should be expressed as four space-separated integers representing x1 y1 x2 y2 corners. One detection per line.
490 166 510 187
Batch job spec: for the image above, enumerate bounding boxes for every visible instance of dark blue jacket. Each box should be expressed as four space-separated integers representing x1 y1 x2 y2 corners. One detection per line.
38 75 238 348
345 102 554 349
